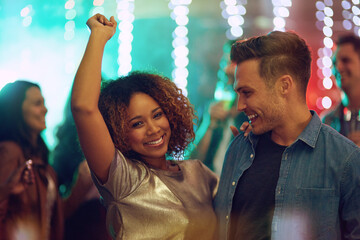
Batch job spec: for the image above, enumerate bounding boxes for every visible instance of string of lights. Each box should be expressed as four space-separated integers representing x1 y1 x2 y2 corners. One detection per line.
64 0 77 75
116 0 134 76
92 0 105 16
272 0 292 31
351 0 360 36
64 0 76 41
341 0 360 35
20 4 33 28
342 0 353 31
214 0 247 103
1 4 33 85
342 0 360 36
315 0 334 110
220 0 247 40
169 0 191 96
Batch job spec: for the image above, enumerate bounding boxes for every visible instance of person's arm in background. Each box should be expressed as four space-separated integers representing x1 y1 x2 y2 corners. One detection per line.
191 101 230 161
62 160 95 219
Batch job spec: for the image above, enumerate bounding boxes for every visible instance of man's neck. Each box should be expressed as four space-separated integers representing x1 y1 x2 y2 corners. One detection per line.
270 108 312 147
346 96 360 112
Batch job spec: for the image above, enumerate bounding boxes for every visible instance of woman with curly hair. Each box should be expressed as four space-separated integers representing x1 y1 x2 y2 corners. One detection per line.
71 14 218 240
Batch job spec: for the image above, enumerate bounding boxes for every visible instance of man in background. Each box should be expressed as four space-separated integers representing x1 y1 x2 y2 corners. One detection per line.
190 40 247 175
323 34 360 146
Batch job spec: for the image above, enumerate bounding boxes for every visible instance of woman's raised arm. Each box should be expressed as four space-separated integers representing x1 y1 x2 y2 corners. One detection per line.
71 14 117 183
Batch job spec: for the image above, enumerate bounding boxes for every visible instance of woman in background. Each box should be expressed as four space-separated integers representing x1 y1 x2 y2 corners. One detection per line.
0 80 63 240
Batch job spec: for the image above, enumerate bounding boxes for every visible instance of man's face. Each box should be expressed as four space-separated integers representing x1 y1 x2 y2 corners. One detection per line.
234 59 285 135
335 43 360 94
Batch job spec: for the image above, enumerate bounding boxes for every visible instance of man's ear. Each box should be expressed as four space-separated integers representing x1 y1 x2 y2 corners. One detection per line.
277 75 293 95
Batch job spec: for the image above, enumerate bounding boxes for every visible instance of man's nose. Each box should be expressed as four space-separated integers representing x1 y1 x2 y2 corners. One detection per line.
336 61 344 73
237 97 246 112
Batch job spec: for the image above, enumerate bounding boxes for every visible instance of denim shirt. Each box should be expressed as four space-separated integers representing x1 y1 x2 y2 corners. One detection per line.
214 111 360 240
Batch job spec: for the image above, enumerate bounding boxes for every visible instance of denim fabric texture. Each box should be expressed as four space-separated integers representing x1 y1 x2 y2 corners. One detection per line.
214 111 360 240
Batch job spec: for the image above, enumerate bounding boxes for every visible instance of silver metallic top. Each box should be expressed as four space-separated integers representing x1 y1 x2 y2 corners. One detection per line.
92 150 219 240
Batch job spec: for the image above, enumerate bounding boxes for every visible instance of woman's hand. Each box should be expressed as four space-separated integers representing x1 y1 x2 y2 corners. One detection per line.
86 14 117 41
0 160 34 201
230 121 252 137
9 160 34 195
71 13 118 184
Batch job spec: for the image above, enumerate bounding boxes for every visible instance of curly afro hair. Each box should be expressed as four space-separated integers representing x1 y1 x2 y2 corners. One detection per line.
98 71 196 160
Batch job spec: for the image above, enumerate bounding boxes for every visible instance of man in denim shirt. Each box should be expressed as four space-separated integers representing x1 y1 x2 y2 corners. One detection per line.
214 31 360 240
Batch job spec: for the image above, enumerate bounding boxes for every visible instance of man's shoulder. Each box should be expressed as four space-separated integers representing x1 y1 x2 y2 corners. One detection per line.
319 122 360 153
229 132 255 149
225 133 257 164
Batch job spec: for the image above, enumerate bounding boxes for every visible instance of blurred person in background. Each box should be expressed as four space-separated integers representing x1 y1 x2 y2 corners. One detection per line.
323 34 360 147
0 80 97 240
52 96 110 240
190 40 247 175
0 80 64 240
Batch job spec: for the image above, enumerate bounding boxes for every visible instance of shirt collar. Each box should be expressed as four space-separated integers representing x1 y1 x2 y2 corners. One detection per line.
247 110 321 149
296 110 321 149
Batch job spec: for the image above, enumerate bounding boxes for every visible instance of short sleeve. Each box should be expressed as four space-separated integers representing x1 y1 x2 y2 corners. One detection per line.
91 149 148 206
197 160 219 199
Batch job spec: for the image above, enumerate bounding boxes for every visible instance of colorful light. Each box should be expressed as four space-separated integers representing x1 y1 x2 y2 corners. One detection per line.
272 0 292 31
64 0 77 75
20 5 33 28
64 0 76 41
169 0 191 96
315 0 335 109
322 96 332 109
116 0 134 76
220 0 247 40
351 1 360 35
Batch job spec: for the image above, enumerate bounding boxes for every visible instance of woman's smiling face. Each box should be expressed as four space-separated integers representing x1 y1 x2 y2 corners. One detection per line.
126 92 171 163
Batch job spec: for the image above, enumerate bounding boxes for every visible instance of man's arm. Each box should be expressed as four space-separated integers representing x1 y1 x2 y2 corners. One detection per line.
340 154 360 239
